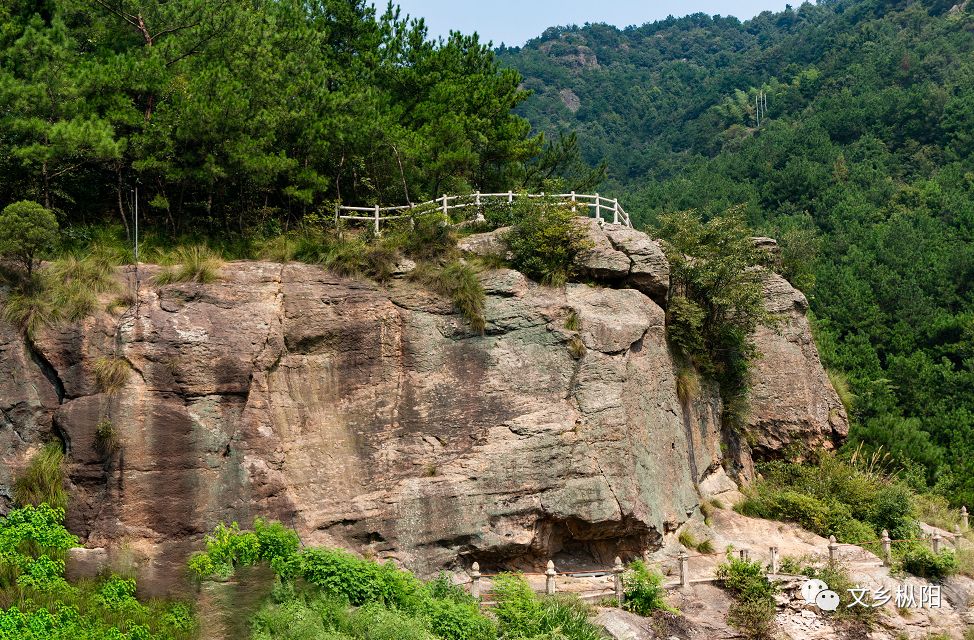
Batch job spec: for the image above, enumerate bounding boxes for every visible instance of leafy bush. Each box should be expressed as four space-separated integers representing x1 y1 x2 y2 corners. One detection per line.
897 543 958 580
505 200 592 286
12 443 67 512
656 208 770 428
622 560 670 616
491 574 603 640
715 554 777 640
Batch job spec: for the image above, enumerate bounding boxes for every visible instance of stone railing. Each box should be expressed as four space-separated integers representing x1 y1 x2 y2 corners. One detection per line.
466 506 971 604
334 191 632 233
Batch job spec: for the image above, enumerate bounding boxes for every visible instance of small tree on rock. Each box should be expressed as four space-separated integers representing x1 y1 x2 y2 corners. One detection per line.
0 200 59 277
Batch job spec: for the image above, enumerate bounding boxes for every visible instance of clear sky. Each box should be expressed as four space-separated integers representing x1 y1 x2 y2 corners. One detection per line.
376 1 794 47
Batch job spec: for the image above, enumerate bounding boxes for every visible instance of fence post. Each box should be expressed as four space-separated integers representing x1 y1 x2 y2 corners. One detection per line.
374 204 380 235
932 532 942 554
545 560 556 596
613 198 620 225
881 530 891 566
474 191 485 222
738 548 749 562
508 190 513 204
441 194 448 217
594 192 602 222
769 546 779 575
828 535 838 564
962 506 969 532
678 548 690 589
470 562 481 599
570 191 577 213
613 557 625 606
334 203 340 230
955 525 962 539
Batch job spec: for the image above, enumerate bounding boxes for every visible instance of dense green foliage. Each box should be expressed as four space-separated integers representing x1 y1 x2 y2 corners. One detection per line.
501 0 974 504
0 0 601 237
0 505 195 640
190 520 607 640
0 201 58 277
657 208 771 427
739 452 919 544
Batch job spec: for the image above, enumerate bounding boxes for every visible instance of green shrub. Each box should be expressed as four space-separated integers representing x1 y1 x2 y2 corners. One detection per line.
0 200 58 278
737 452 921 545
95 420 120 457
491 574 602 640
897 543 958 580
715 554 777 640
12 443 67 512
622 560 670 616
505 201 592 286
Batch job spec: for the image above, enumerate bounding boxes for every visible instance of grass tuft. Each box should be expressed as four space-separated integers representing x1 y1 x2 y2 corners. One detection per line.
95 419 121 457
411 261 486 333
568 335 586 359
92 356 131 394
564 309 580 331
676 363 701 405
155 245 222 285
13 442 67 511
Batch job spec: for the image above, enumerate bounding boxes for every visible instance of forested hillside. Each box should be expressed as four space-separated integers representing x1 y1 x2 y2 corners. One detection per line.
500 0 974 504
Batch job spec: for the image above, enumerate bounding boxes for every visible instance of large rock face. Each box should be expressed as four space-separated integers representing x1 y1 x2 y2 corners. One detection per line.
0 226 846 594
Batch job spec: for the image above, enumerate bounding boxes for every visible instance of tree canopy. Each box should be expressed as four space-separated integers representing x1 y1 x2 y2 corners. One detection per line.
0 0 561 235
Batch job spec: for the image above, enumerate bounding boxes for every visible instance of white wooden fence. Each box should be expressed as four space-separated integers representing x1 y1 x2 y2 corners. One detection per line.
334 191 632 233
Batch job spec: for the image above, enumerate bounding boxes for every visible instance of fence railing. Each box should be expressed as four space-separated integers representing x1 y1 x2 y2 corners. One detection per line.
466 506 971 604
334 191 632 233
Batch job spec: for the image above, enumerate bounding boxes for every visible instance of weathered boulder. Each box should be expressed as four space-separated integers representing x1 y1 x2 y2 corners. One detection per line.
460 220 671 305
747 273 848 458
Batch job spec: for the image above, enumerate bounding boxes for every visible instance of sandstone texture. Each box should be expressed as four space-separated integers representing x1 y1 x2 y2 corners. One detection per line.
0 225 847 594
748 273 849 459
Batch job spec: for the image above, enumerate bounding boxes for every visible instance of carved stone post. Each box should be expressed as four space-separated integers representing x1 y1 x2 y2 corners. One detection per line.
881 530 891 567
470 562 481 599
828 535 838 564
769 546 779 575
738 548 749 562
678 548 690 589
613 556 625 606
933 532 942 554
962 506 969 532
474 191 484 222
545 560 556 596
570 191 577 213
613 199 620 224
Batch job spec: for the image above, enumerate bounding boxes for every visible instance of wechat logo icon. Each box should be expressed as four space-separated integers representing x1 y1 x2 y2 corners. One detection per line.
800 579 840 611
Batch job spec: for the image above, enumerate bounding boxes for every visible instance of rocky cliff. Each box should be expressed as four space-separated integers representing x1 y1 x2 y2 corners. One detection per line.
0 223 846 594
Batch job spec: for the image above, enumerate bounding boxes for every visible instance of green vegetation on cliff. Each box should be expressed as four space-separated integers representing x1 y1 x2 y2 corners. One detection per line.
501 0 974 505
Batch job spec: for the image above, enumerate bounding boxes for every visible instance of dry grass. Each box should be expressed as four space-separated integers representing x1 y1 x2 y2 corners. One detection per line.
564 309 580 331
676 364 701 404
568 335 586 359
93 356 131 394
